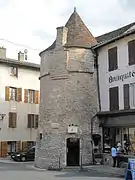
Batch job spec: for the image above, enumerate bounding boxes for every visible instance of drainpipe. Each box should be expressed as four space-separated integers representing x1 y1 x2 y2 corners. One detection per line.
92 49 101 111
90 114 97 165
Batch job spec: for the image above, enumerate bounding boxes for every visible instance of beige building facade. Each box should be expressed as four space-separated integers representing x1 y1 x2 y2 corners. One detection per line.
0 47 40 156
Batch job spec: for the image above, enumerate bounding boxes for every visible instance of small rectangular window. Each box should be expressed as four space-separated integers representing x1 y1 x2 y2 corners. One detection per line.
130 83 135 108
9 112 17 128
28 90 35 103
128 40 135 65
109 86 119 111
9 87 17 101
10 66 18 77
123 84 130 110
27 114 39 129
108 47 118 71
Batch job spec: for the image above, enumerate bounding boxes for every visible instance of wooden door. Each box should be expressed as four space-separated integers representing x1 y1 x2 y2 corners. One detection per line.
1 142 7 157
16 141 21 152
22 141 28 152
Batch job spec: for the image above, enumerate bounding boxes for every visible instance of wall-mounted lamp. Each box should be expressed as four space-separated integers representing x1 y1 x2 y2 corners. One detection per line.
0 114 6 120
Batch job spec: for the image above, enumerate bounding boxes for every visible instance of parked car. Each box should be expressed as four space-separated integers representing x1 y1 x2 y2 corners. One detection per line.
11 146 35 162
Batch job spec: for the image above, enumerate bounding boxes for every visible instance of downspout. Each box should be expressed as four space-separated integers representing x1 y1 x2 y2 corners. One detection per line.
90 49 102 164
94 49 101 111
94 49 104 155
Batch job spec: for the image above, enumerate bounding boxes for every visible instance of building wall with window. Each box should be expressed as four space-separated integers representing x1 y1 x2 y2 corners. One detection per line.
96 32 135 155
98 33 135 111
0 53 40 156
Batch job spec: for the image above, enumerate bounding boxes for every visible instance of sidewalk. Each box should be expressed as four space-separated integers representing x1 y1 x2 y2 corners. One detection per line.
0 156 17 163
84 165 125 177
0 157 126 177
0 157 33 164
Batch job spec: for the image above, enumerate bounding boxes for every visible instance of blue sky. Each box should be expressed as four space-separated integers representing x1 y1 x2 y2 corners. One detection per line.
0 0 135 63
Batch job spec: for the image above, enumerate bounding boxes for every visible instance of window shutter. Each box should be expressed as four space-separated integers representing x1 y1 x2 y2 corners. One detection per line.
108 47 118 71
12 113 17 128
124 84 130 110
128 40 135 65
1 142 7 157
24 89 28 103
17 88 22 102
9 112 12 128
35 115 39 129
22 141 28 152
5 87 9 101
35 90 39 104
109 86 119 111
16 141 21 152
27 114 31 128
16 67 18 77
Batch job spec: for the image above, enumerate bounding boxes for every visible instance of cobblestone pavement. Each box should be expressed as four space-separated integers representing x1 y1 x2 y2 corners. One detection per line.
0 161 124 180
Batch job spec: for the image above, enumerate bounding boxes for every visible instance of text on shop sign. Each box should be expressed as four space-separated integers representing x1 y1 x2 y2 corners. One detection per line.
109 70 135 83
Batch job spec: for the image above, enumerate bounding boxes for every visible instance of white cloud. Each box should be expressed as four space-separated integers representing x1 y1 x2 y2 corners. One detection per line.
0 0 135 63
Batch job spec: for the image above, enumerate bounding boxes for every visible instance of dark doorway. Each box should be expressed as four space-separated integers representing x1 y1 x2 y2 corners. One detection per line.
67 138 80 166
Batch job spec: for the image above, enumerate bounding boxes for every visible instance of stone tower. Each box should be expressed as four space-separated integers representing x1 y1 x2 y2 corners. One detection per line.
35 9 100 169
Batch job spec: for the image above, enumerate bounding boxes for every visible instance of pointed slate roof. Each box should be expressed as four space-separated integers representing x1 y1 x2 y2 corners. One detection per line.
40 10 97 55
64 9 97 48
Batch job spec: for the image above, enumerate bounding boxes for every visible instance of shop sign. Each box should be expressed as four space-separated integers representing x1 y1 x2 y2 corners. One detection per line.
68 125 78 134
109 70 135 83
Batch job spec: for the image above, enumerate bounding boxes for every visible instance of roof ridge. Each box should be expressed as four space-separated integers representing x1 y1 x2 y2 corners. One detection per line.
96 22 135 43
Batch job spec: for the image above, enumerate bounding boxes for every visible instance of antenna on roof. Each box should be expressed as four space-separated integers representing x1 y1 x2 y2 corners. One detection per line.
74 7 76 12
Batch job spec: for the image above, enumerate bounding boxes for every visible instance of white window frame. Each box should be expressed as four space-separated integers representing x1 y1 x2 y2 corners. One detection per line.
10 66 18 77
28 89 35 103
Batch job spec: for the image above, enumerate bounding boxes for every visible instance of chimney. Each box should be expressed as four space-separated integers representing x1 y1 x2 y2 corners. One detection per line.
56 26 68 48
18 51 24 61
0 47 6 59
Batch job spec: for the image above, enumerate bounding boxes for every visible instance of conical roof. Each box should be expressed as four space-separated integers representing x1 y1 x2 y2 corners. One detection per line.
65 9 97 48
40 9 97 54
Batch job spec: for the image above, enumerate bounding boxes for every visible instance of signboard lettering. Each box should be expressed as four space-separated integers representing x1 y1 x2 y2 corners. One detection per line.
109 70 135 83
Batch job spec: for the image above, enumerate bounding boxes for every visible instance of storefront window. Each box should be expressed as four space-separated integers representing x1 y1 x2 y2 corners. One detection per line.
129 128 135 153
103 127 135 155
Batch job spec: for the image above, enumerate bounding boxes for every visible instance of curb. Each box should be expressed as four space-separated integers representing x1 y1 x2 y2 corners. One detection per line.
0 159 34 164
84 167 124 177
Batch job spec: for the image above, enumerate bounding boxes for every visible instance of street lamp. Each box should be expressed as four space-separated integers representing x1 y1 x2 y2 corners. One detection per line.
0 114 6 120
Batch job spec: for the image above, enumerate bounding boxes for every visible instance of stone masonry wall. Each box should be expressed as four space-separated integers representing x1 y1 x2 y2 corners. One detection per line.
35 46 100 169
